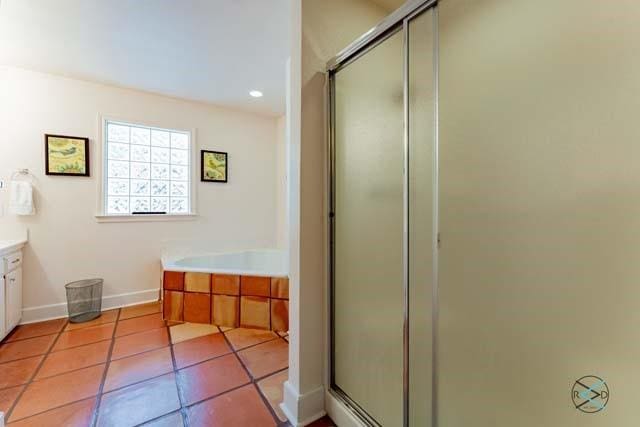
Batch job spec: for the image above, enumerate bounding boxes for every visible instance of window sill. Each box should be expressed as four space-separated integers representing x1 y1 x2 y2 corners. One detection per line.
95 214 198 223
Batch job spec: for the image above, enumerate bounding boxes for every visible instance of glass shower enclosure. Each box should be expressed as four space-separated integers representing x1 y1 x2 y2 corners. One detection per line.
328 0 640 426
328 1 437 426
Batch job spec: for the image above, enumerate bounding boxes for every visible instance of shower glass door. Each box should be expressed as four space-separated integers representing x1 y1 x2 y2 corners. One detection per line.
330 4 437 425
332 28 405 426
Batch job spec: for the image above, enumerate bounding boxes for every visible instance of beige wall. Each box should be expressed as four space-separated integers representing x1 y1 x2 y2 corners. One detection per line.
276 114 288 250
439 0 640 425
302 0 392 86
0 66 285 321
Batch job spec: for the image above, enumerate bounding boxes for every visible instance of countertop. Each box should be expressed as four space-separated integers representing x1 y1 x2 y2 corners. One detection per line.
0 239 27 256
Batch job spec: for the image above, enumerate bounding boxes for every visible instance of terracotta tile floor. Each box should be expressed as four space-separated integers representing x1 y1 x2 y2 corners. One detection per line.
0 301 304 426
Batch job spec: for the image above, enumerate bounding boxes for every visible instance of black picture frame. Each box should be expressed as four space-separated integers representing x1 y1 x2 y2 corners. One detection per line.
44 134 90 177
201 150 228 183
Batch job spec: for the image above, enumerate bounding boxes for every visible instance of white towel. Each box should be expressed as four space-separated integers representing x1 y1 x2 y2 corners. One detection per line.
9 181 35 215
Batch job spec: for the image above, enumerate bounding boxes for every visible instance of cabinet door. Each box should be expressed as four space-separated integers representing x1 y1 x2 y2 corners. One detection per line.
0 277 5 339
6 267 22 331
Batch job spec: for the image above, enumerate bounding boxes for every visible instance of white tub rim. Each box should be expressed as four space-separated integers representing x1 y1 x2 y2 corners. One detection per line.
161 248 288 278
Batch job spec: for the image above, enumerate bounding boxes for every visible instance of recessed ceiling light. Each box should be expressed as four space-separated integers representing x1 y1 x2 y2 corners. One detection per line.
249 90 263 98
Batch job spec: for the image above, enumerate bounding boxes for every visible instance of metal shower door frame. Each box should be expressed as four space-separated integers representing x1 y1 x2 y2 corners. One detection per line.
327 1 439 425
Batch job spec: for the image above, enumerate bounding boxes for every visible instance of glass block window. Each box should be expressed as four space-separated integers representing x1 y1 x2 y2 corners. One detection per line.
104 120 191 215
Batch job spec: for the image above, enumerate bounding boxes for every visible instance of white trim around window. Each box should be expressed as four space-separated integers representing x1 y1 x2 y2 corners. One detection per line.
95 115 198 223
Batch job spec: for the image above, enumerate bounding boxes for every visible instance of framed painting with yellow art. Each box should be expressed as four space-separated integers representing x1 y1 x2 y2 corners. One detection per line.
45 134 90 176
201 150 228 183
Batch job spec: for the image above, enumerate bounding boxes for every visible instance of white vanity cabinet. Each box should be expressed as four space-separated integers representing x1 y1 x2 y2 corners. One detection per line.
0 275 5 340
0 241 25 341
5 260 22 332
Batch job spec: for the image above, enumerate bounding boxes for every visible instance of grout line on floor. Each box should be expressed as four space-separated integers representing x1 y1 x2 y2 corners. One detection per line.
48 336 114 354
0 341 173 391
112 323 168 340
254 365 289 383
88 329 277 396
169 325 229 360
183 379 254 410
168 322 191 427
247 333 290 426
89 307 122 427
7 332 247 399
219 328 255 383
0 340 65 366
118 307 162 321
2 304 289 426
219 325 285 426
101 342 171 366
254 366 292 427
173 348 234 371
3 316 70 423
96 360 174 396
2 309 173 426
133 409 184 427
254 379 289 426
1 327 66 344
4 396 100 425
231 335 282 353
0 355 46 390
155 333 285 411
32 360 109 382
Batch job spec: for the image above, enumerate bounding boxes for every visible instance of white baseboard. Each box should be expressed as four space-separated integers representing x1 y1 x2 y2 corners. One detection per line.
20 288 160 324
280 381 326 426
326 390 367 427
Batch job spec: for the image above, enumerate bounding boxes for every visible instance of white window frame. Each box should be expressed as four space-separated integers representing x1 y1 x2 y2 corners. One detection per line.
95 115 198 223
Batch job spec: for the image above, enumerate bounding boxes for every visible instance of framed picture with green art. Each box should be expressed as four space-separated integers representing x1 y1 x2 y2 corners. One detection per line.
201 150 228 183
44 134 90 176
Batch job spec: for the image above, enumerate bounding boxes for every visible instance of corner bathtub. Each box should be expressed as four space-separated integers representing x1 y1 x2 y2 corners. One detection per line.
162 249 288 277
160 249 289 332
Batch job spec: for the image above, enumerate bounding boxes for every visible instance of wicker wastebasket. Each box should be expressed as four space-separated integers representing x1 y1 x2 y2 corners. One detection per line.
65 278 103 323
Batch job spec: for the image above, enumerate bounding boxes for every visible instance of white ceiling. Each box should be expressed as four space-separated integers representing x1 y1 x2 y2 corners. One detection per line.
0 0 290 116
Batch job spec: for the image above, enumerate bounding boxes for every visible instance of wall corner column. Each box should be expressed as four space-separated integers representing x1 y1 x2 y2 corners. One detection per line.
282 0 327 425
